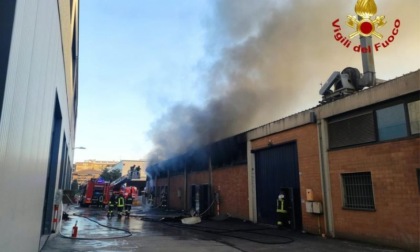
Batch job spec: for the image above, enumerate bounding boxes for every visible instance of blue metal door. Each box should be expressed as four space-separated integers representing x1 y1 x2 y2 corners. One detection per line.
254 142 302 229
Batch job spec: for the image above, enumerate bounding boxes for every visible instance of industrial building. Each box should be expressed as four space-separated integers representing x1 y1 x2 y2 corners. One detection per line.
146 69 419 251
0 0 79 251
72 160 117 184
110 159 148 180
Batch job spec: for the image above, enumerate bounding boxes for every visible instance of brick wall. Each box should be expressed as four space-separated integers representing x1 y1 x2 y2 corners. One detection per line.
156 177 167 188
329 138 420 251
251 124 325 234
212 165 249 220
155 177 168 207
188 170 211 211
188 170 210 186
168 174 184 210
156 166 249 219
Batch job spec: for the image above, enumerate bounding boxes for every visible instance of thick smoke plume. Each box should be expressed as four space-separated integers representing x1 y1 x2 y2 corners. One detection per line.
147 0 420 164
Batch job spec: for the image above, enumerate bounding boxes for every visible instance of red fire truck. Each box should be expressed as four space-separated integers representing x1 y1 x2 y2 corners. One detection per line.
119 185 139 199
79 178 139 207
79 178 111 207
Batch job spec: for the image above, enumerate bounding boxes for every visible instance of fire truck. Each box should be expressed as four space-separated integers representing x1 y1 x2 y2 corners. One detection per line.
79 178 111 207
119 185 139 199
79 177 139 207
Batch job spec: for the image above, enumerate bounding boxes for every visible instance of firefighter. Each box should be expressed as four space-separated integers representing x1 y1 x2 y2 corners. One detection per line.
125 194 133 217
98 194 104 208
107 193 116 217
160 190 167 208
276 191 290 228
117 193 125 218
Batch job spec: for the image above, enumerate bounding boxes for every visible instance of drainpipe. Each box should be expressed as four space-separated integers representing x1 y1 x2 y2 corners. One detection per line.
317 119 335 237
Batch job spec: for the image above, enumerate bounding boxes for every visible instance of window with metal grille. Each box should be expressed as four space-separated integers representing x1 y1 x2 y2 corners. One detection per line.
342 172 375 210
328 112 376 148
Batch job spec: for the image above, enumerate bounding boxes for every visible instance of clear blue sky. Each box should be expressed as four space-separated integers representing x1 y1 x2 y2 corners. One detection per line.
74 0 420 163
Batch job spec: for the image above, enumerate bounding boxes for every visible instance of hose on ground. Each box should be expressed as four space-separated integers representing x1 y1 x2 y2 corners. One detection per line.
59 213 132 240
198 199 215 217
140 216 294 245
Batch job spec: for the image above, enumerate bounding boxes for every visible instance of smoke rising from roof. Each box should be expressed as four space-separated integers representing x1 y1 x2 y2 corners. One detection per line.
147 0 420 164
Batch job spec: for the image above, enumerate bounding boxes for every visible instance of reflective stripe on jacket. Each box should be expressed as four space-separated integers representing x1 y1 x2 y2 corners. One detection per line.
277 199 287 213
117 197 125 207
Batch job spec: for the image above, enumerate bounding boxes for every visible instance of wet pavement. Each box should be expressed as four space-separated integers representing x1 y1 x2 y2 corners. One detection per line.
40 205 404 252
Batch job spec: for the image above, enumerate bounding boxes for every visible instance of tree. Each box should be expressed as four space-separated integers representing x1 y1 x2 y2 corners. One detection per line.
109 169 122 181
100 168 122 182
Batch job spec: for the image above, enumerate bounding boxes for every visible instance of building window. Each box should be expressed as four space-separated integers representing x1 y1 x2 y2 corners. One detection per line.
328 112 376 148
408 100 420 135
342 172 375 210
376 104 408 141
328 98 420 149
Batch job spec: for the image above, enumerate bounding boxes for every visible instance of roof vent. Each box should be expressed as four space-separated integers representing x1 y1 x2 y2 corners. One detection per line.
319 67 361 104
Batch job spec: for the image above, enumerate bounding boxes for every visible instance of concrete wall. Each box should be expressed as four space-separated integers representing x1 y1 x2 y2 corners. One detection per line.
0 0 77 251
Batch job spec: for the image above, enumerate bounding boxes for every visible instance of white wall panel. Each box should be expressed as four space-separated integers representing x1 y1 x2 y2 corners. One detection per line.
0 0 74 251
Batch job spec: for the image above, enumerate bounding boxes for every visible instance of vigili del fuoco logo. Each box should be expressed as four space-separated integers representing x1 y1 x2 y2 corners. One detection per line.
332 0 400 53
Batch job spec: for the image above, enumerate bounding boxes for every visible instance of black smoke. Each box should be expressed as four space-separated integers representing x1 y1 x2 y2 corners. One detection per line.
147 0 420 165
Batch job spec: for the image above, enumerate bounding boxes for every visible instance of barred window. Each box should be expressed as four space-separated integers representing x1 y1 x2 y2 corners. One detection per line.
342 172 375 210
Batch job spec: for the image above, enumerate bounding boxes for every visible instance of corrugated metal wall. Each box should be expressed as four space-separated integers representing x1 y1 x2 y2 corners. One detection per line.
254 142 302 228
0 0 74 251
0 0 17 117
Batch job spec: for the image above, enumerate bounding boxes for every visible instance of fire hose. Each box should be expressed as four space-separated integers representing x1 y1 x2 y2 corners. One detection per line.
163 221 294 245
59 213 132 240
139 216 294 245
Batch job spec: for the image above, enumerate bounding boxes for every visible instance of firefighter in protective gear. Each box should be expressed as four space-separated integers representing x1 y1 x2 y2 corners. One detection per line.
117 194 125 218
98 194 104 208
160 190 167 208
125 194 133 217
276 191 290 228
107 193 116 217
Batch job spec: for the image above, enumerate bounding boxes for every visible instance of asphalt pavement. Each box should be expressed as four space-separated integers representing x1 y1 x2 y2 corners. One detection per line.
40 205 405 252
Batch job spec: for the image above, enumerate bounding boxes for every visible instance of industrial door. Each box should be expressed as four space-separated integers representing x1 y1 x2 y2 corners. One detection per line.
254 142 302 229
190 184 210 215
